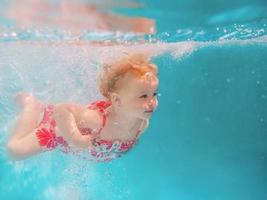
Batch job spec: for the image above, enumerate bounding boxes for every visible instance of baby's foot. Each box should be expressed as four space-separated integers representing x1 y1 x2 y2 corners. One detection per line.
15 92 44 111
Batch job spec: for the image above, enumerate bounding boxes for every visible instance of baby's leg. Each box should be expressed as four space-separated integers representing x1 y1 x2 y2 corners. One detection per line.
7 93 44 160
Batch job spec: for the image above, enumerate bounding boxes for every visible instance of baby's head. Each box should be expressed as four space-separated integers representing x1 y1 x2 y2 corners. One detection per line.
98 54 159 119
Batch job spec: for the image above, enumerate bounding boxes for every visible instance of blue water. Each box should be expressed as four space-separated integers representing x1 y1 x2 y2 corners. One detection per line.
1 0 267 200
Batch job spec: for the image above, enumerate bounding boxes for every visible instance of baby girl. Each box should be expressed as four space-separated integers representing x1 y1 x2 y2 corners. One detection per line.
7 54 159 162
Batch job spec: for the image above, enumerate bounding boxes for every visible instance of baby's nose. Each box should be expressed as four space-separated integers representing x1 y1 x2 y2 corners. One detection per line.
148 99 157 109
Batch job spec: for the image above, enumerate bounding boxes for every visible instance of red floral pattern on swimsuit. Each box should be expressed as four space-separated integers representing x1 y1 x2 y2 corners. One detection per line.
89 136 138 162
35 105 70 152
35 101 141 162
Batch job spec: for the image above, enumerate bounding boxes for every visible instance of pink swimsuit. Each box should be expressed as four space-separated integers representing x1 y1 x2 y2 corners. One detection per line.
35 101 141 162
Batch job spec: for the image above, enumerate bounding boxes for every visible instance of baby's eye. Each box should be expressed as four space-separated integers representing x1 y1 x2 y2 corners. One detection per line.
139 94 148 98
153 92 158 96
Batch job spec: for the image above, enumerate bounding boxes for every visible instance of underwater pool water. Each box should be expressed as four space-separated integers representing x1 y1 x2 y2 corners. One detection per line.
0 0 267 200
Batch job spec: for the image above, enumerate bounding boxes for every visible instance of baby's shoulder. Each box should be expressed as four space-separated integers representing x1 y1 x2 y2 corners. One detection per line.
76 106 103 129
54 103 103 129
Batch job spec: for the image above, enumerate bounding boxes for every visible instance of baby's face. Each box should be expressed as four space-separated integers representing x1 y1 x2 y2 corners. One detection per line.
118 73 159 120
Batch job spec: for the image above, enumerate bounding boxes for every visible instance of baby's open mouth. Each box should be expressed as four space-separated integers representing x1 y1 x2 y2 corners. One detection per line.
145 110 153 113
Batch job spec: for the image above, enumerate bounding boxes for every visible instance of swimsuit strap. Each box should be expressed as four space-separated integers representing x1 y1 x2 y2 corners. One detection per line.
88 100 112 134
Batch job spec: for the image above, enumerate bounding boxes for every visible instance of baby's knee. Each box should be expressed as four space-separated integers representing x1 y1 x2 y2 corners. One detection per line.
7 140 18 158
6 135 43 161
6 140 26 161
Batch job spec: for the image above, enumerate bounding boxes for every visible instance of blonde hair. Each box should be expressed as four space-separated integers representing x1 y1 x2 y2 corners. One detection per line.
98 54 158 99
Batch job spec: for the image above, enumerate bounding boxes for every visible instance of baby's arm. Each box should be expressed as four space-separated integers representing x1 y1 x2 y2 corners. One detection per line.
53 103 101 149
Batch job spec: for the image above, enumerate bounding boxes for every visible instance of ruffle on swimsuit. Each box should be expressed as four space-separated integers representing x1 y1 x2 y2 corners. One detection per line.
35 100 142 162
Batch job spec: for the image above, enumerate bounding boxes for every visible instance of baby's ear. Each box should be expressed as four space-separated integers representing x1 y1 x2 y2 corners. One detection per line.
110 92 121 106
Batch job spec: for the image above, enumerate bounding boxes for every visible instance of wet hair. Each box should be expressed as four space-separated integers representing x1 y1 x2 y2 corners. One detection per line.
98 53 158 99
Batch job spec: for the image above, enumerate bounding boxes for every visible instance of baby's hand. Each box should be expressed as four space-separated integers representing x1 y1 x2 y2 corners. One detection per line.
77 109 102 126
76 109 103 136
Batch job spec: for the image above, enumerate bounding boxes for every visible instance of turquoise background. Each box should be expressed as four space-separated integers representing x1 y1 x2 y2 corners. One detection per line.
0 0 267 199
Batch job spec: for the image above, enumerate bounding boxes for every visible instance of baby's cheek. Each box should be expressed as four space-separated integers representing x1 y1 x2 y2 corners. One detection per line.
135 102 145 110
130 101 139 110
